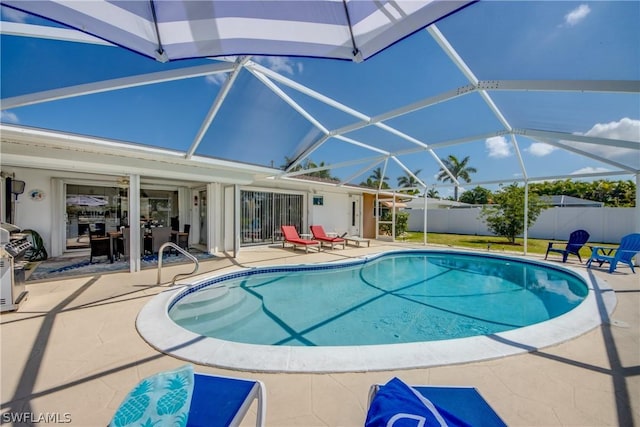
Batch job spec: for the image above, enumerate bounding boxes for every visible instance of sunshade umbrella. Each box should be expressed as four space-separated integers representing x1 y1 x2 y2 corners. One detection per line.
66 195 109 206
3 0 474 62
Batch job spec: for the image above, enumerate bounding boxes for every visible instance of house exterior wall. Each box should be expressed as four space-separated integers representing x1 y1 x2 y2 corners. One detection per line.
308 190 350 235
1 166 368 257
408 206 637 244
10 161 632 254
1 167 54 250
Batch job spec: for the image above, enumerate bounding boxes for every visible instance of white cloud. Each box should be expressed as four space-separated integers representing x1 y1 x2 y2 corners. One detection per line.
206 73 227 86
256 56 302 75
571 166 611 175
1 111 19 123
527 142 557 157
564 4 590 26
583 117 640 142
205 56 302 85
568 117 640 161
485 136 512 158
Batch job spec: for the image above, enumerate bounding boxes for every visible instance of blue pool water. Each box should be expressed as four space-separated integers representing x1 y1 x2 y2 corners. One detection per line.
168 251 588 347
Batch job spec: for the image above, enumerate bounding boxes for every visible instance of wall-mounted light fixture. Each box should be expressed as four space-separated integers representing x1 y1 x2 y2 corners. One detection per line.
11 180 25 200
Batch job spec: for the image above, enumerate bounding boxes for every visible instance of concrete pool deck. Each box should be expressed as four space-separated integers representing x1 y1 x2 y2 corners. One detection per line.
1 241 638 426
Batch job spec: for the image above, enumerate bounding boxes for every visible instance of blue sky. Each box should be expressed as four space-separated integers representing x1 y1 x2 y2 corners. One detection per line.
1 1 639 197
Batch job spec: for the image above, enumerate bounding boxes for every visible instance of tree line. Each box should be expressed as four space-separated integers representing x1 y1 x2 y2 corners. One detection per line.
284 154 636 244
283 155 636 207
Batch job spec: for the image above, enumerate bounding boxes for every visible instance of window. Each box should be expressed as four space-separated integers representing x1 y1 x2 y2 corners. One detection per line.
312 196 324 206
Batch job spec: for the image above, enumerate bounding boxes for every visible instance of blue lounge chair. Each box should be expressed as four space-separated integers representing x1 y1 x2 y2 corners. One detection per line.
110 365 266 427
545 229 590 263
366 377 506 427
587 233 640 273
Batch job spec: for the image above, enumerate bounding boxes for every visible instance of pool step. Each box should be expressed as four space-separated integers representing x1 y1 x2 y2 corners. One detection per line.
174 284 229 308
171 286 241 320
199 295 262 335
170 286 262 333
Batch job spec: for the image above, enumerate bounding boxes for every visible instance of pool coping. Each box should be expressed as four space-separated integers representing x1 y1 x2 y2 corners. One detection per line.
136 249 617 373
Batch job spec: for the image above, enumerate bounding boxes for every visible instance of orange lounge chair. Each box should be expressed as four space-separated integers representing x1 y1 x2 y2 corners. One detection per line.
310 225 346 249
281 225 321 253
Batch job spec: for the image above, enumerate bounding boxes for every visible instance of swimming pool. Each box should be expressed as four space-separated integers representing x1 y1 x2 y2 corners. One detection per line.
137 249 616 373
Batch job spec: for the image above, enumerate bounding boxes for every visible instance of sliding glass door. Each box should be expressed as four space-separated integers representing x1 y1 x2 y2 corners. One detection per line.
240 190 304 246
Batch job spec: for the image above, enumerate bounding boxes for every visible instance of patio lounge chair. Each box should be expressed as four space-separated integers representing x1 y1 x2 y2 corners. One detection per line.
366 377 506 427
544 229 590 263
586 233 640 273
310 225 346 249
110 364 266 427
281 225 321 253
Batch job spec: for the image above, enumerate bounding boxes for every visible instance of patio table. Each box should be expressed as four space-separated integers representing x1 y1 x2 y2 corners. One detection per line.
344 236 371 247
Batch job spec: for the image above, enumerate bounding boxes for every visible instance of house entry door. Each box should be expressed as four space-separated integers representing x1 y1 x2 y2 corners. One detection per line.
349 195 361 237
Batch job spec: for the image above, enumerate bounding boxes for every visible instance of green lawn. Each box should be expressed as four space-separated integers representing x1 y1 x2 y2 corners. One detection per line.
400 231 597 260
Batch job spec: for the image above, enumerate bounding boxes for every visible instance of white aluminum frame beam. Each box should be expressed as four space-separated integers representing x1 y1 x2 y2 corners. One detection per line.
0 22 112 45
518 128 639 151
379 159 390 191
249 68 330 134
478 79 640 93
429 169 636 188
245 60 438 177
2 62 236 110
391 156 427 188
533 137 638 173
283 154 387 179
429 24 530 185
186 56 250 159
339 159 386 186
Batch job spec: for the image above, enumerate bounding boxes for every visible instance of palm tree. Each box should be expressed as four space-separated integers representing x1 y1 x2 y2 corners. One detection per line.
368 167 389 189
281 157 338 181
359 177 376 188
427 187 440 198
281 156 301 172
397 169 422 195
436 155 477 201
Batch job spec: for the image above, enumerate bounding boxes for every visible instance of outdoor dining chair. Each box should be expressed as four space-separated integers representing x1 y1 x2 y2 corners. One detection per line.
89 230 112 263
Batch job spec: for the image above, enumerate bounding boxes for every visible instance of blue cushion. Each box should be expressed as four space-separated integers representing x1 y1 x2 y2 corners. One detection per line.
187 374 258 427
367 377 506 427
366 377 460 427
110 364 194 427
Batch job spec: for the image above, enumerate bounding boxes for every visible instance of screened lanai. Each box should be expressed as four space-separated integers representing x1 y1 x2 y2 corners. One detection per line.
1 1 639 207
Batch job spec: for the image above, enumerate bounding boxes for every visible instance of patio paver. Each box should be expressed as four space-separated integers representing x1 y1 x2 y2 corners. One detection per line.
1 241 638 426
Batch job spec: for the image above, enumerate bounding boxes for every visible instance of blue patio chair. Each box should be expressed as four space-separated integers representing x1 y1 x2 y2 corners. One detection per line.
544 229 590 263
586 233 640 273
366 377 506 427
110 365 266 427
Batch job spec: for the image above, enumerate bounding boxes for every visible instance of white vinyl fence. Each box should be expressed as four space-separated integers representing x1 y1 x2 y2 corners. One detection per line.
408 207 637 244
